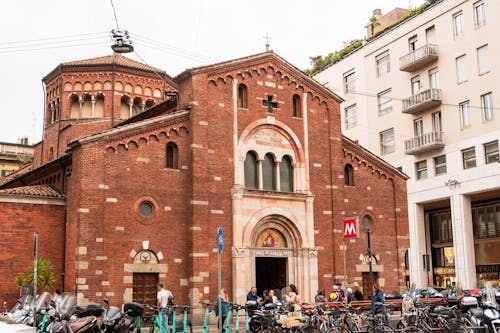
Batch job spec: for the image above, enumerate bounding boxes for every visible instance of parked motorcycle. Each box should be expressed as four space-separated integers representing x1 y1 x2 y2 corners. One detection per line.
101 298 138 332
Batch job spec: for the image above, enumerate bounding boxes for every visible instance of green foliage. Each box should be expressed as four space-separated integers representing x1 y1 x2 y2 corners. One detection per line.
17 152 33 166
13 258 56 291
305 40 363 76
305 0 440 76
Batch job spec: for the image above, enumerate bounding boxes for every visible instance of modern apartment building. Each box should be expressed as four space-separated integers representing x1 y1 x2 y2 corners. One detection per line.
0 138 33 177
315 0 499 289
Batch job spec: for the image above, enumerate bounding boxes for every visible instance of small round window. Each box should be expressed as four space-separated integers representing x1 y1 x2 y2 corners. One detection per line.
139 201 153 217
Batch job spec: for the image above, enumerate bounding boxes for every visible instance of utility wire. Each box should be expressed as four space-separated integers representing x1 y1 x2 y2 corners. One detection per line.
0 31 108 46
0 36 109 51
110 0 120 30
0 41 108 54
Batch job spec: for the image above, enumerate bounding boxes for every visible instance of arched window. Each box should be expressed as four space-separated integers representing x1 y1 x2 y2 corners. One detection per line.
94 94 104 118
292 94 302 118
166 142 178 169
81 95 92 118
48 146 54 161
237 84 248 108
344 164 354 186
263 153 276 191
280 155 294 192
120 96 130 119
70 95 80 118
244 151 258 189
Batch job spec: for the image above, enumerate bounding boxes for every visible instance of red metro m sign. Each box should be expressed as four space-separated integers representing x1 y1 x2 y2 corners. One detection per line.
343 217 359 239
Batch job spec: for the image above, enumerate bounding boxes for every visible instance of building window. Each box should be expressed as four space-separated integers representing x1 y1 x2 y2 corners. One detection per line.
262 153 276 191
432 111 442 133
376 52 390 77
408 35 418 51
459 101 471 128
477 45 489 75
484 141 499 164
279 155 294 192
378 89 392 115
380 128 395 155
434 155 447 175
345 104 357 129
453 11 464 39
139 201 153 218
244 151 258 189
472 202 500 239
481 92 493 121
343 70 355 93
462 147 477 169
474 0 486 28
431 211 453 243
166 142 178 169
411 76 421 95
344 164 354 186
456 55 467 83
415 160 427 180
292 94 302 118
237 84 248 108
429 68 439 89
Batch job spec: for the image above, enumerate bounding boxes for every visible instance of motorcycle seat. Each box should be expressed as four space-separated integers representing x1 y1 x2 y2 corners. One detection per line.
69 316 95 332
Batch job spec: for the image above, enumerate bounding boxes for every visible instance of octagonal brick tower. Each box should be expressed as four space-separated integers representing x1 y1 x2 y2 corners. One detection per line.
36 53 177 168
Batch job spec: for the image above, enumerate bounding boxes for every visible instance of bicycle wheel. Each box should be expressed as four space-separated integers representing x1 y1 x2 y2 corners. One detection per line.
326 326 351 333
290 326 305 333
400 326 425 333
368 323 395 333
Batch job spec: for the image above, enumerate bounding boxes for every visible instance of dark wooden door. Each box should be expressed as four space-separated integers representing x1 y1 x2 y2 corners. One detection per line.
133 273 158 306
362 272 379 299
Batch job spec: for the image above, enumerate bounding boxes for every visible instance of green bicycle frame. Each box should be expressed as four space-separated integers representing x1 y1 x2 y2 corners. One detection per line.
225 304 233 333
202 303 210 333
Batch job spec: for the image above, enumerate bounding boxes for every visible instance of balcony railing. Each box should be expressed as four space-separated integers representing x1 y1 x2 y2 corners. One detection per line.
405 131 444 155
399 44 438 72
402 88 441 114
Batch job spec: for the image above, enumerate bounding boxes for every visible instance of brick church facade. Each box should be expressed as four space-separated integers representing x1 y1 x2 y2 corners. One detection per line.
0 51 409 312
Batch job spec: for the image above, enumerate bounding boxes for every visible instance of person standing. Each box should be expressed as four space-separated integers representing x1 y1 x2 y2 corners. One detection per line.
329 284 343 303
314 289 326 303
373 283 388 324
214 288 229 331
157 282 173 331
246 286 258 301
285 284 301 312
352 282 363 301
345 287 355 304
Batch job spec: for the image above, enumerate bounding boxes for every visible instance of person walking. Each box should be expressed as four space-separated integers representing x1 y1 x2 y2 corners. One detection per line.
157 282 173 331
214 288 229 331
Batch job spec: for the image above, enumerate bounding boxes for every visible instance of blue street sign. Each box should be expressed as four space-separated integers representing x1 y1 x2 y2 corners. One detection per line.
217 227 224 253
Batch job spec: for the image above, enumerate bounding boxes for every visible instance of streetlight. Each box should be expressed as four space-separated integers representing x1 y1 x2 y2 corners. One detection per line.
362 215 374 315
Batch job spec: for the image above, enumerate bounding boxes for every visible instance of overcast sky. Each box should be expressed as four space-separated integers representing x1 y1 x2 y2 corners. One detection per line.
0 0 424 144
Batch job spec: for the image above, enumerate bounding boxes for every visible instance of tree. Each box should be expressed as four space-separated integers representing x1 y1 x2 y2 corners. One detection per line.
14 258 56 291
17 152 34 166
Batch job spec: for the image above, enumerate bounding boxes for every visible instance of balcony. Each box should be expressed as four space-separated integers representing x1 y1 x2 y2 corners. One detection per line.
399 44 438 72
402 88 441 114
405 131 444 155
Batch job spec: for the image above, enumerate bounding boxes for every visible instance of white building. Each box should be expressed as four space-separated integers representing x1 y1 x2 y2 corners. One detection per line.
315 0 499 290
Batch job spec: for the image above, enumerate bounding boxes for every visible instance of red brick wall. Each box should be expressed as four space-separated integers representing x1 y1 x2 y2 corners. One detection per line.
0 200 65 307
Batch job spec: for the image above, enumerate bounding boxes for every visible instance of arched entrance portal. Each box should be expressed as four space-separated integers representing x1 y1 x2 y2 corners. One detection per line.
232 213 317 303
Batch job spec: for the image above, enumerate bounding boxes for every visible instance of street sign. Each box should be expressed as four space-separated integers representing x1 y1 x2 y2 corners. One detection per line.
217 227 224 252
343 217 359 239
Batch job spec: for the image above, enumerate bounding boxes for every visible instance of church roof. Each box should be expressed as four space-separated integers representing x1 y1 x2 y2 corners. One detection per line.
43 53 169 82
0 185 64 198
62 53 164 73
176 51 343 103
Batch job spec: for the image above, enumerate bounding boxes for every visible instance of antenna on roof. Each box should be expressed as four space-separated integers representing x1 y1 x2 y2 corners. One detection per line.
109 0 134 53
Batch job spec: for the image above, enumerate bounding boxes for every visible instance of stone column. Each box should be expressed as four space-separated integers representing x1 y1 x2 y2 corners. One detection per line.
275 161 281 192
91 96 96 117
258 159 263 190
409 202 427 287
451 194 476 289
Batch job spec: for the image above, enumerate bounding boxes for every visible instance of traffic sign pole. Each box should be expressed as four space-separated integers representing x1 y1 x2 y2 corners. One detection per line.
217 227 224 333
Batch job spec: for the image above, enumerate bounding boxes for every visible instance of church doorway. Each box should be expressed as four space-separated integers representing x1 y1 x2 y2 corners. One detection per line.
255 257 287 296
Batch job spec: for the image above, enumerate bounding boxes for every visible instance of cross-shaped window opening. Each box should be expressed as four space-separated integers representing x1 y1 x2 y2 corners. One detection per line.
263 95 278 113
